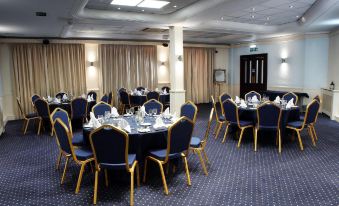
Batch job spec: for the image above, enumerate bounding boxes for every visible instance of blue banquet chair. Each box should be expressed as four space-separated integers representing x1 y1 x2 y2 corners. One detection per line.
119 90 132 113
87 91 97 101
244 91 261 101
108 91 113 106
34 98 52 135
55 92 66 99
221 99 254 146
31 94 41 104
211 96 225 139
255 102 282 153
17 97 39 135
189 107 214 176
161 86 170 93
53 118 94 194
143 99 163 114
219 92 232 103
143 117 194 195
180 101 198 123
313 95 320 103
89 125 139 205
282 92 298 104
146 91 160 101
100 94 109 103
71 97 88 123
286 99 320 150
92 102 111 118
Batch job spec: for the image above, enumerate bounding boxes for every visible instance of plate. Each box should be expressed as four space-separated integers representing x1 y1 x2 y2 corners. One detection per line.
137 128 151 133
140 123 151 126
123 114 133 117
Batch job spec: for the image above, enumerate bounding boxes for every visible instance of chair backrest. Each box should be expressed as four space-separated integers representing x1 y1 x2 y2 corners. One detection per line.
180 101 198 122
282 92 298 104
136 86 145 91
54 118 73 155
92 102 111 118
211 96 221 121
304 100 320 125
146 91 160 101
108 91 113 106
34 99 50 118
313 95 320 103
219 92 231 103
31 94 40 103
257 102 281 128
119 90 130 105
56 92 66 99
245 91 261 101
100 94 109 103
161 86 170 93
143 99 163 114
222 99 238 124
87 91 97 101
202 108 214 144
16 97 25 118
50 108 72 133
89 125 130 171
71 98 88 119
166 117 194 162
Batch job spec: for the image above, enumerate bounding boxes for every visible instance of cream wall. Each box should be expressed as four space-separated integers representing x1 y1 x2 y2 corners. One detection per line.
328 30 339 89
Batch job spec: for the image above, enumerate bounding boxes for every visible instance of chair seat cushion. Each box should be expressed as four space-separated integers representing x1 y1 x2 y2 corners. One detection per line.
229 120 253 127
100 154 137 170
287 121 304 129
25 113 38 119
72 133 84 146
75 147 93 161
190 137 201 148
148 149 181 161
257 125 279 130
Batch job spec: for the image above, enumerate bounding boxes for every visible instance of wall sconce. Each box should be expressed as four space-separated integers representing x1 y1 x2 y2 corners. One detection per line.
90 62 94 66
177 55 183 61
161 62 165 66
281 58 286 63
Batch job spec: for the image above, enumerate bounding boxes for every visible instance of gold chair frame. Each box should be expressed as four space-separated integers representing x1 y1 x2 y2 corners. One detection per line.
142 99 164 114
211 95 225 139
180 100 198 123
244 91 261 101
282 92 298 105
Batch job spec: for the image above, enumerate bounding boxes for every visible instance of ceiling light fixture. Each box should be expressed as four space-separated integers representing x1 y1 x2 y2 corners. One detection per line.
296 15 299 18
252 7 255 11
251 15 255 18
137 0 170 9
289 5 294 8
111 0 142 6
142 9 145 11
267 16 270 20
221 17 224 20
117 7 121 10
173 5 177 8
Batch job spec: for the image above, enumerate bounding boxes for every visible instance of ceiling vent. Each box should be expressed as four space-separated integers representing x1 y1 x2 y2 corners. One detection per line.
35 12 47 17
142 28 168 33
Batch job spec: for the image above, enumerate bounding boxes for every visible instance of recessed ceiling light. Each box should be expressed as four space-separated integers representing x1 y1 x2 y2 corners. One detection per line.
251 15 255 18
221 17 224 20
117 7 121 10
111 0 142 6
173 5 177 8
142 9 145 12
252 7 255 11
264 22 268 25
289 5 294 8
137 0 170 9
296 15 299 18
267 16 270 20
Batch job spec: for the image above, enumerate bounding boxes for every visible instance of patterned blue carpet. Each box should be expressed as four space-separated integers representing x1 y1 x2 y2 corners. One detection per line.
0 104 338 205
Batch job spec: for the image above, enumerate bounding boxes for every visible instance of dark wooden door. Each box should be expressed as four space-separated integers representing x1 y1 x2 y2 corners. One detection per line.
240 53 267 98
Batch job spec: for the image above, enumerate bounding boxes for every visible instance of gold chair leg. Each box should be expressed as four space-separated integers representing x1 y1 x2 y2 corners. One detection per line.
56 151 62 170
143 158 148 183
93 170 99 205
37 119 42 135
196 149 208 176
61 156 69 184
75 163 86 194
215 122 223 139
182 154 191 186
130 169 134 206
278 129 282 154
222 124 229 143
237 128 245 148
22 119 27 132
296 130 304 151
213 122 218 135
312 126 318 143
157 161 169 195
254 128 258 152
307 127 316 146
104 169 109 187
202 148 209 164
23 119 29 135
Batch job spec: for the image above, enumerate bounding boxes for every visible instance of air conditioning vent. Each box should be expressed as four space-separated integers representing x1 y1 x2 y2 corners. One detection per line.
142 28 168 33
35 12 47 17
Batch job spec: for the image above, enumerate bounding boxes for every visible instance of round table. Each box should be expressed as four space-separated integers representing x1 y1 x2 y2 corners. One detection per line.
130 94 170 106
83 116 169 162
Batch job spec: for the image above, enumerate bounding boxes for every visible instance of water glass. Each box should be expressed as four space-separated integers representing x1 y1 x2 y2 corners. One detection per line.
247 97 251 103
98 115 103 124
126 108 130 115
130 107 134 115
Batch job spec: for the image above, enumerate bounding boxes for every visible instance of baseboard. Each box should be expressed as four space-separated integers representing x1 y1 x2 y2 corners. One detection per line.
336 116 339 123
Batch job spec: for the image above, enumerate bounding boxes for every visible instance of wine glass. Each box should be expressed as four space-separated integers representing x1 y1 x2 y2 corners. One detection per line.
130 107 134 115
126 108 130 115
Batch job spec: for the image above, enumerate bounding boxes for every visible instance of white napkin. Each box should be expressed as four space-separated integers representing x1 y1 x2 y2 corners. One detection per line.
251 95 259 102
89 112 101 128
81 94 86 99
154 116 165 129
118 119 131 133
240 99 247 108
235 96 240 104
62 94 68 101
163 89 168 94
137 91 142 96
111 107 119 117
155 88 159 92
140 106 147 117
54 98 61 104
47 96 52 102
286 98 294 109
87 95 91 102
274 96 280 104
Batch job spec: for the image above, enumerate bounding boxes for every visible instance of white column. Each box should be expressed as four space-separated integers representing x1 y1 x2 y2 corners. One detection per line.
169 26 185 114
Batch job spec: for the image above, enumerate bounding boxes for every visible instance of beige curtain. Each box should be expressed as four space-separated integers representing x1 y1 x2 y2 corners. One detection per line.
0 103 3 135
99 44 157 106
184 47 215 103
12 43 86 113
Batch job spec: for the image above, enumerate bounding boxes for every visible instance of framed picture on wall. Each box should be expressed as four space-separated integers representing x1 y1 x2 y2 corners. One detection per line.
214 69 227 83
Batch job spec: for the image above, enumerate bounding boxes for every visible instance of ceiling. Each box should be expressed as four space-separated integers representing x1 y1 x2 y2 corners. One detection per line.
0 0 339 44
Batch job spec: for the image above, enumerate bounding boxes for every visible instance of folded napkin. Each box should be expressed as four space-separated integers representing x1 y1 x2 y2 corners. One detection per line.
286 98 294 109
62 94 68 101
251 95 259 102
118 119 131 133
274 96 281 104
111 107 119 117
54 98 61 104
155 88 159 92
87 95 91 102
163 89 168 94
154 116 165 129
136 91 142 96
240 99 247 108
89 112 101 128
47 96 52 102
81 94 86 99
162 108 171 119
235 96 240 104
140 106 147 117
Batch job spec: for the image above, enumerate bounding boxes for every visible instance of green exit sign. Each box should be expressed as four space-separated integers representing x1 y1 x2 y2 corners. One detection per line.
250 47 258 52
